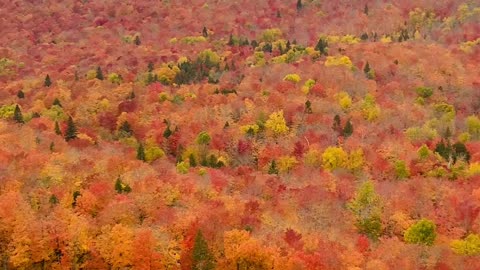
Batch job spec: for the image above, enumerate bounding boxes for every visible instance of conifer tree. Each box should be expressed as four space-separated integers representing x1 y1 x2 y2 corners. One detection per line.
44 74 52 87
343 119 354 137
64 116 78 141
364 4 369 15
148 62 154 72
53 98 62 107
134 35 141 46
333 114 342 133
202 26 208 38
296 0 303 11
305 100 313 114
54 121 62 135
268 160 279 174
137 143 146 161
17 90 24 99
364 62 371 74
13 105 24 124
119 121 133 137
96 67 104 80
192 230 215 270
315 38 328 55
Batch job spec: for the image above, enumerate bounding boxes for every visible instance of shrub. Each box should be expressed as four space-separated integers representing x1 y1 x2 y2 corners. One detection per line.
404 219 436 245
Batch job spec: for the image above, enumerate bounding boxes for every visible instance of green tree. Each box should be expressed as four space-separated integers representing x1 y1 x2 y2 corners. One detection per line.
17 90 24 99
118 121 133 137
343 119 353 137
115 177 132 194
54 121 62 135
44 74 52 87
13 105 24 124
332 114 341 133
404 219 436 246
296 0 303 11
137 143 146 161
53 98 62 107
96 67 104 80
64 116 78 141
192 230 215 270
268 160 279 175
416 86 433 98
453 142 470 163
148 62 154 72
315 37 328 55
134 35 141 46
196 131 211 145
202 27 208 38
364 4 368 15
394 160 410 179
305 100 313 114
364 62 371 74
49 194 59 205
189 153 197 167
348 180 383 239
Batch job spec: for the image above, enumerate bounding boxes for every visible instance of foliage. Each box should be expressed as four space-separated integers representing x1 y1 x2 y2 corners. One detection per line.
145 145 165 163
0 104 16 119
107 73 123 84
196 131 211 145
451 234 480 255
283 73 301 83
394 160 410 179
337 91 352 110
65 116 78 141
404 219 436 246
466 115 480 139
260 28 282 42
416 86 433 98
348 180 383 239
322 146 348 171
278 156 298 173
324 56 353 69
265 110 289 135
192 230 215 270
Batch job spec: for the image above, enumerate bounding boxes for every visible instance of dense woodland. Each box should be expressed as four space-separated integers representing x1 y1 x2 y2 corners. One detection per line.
1 0 480 269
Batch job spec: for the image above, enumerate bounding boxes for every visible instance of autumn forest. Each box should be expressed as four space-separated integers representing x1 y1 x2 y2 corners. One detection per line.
1 0 480 269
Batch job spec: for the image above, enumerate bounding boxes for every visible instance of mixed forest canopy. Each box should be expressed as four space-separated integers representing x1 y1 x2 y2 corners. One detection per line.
0 0 480 269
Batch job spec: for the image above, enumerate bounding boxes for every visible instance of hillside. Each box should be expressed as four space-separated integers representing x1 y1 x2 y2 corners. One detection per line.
1 0 480 269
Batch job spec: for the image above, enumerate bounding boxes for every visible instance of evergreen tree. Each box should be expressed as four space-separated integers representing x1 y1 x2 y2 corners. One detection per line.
44 74 52 87
202 26 208 38
13 105 24 124
364 4 369 15
444 126 452 140
296 0 303 11
286 40 291 51
305 100 313 114
96 67 104 80
343 119 353 137
53 98 62 107
134 35 141 45
332 114 342 133
163 125 172 139
64 116 78 141
224 121 230 128
192 230 215 270
72 191 81 207
276 10 281 18
315 38 328 55
119 121 133 137
115 177 123 193
148 62 154 72
17 90 24 99
250 40 258 48
360 33 369 40
49 142 55 152
137 143 146 161
54 121 62 135
128 91 136 99
189 153 197 167
364 62 371 74
453 142 470 163
268 160 279 175
434 140 452 161
227 34 234 46
49 194 59 205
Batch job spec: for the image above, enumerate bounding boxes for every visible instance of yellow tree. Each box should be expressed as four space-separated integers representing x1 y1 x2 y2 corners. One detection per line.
265 110 289 136
96 224 134 269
